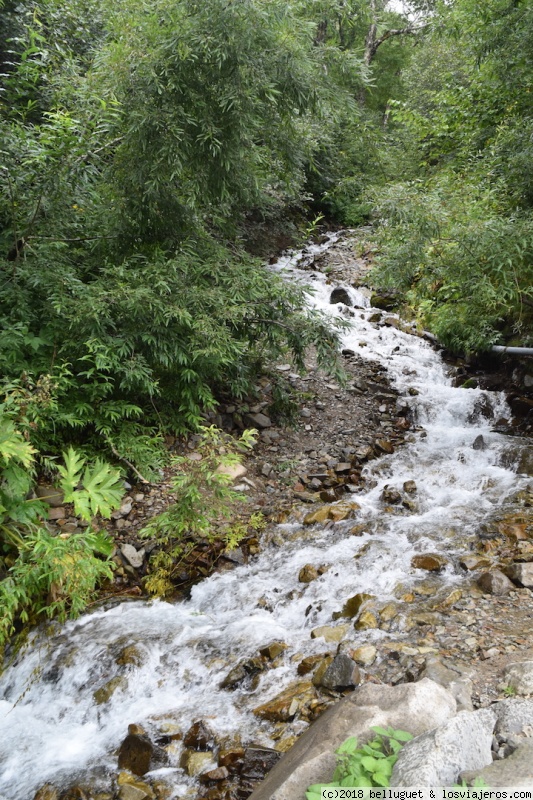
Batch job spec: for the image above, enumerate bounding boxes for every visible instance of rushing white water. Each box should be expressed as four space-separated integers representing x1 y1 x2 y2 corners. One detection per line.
0 234 529 800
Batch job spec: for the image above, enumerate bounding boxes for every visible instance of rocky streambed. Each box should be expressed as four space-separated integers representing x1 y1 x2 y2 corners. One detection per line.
1 231 533 800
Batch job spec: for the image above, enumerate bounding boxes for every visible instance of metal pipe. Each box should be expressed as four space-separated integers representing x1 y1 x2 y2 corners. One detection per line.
490 346 533 356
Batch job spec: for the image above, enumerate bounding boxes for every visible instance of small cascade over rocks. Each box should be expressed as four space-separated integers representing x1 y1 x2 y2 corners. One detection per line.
1 233 532 800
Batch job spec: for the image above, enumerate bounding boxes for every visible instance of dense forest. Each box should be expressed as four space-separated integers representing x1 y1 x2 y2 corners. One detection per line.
1 0 533 640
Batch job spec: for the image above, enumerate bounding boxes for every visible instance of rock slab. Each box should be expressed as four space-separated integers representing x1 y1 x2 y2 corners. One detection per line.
390 708 496 786
460 738 533 787
248 679 456 800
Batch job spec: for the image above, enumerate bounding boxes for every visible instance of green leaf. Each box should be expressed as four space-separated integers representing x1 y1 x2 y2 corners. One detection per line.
373 773 390 787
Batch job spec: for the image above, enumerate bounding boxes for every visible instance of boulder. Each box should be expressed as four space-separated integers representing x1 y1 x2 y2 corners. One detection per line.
120 544 144 569
390 708 495 786
493 698 533 735
477 570 514 595
318 654 361 691
33 787 59 800
502 661 533 696
330 287 352 306
259 642 288 660
93 676 128 705
215 463 247 481
183 720 215 751
420 657 473 711
460 739 533 787
411 554 447 572
118 733 154 776
298 565 319 583
332 592 374 620
180 750 214 777
248 679 456 800
253 682 316 722
506 563 533 589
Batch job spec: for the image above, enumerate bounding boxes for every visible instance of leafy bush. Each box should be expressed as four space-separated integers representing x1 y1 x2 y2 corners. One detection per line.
306 727 413 798
140 426 257 597
0 406 123 646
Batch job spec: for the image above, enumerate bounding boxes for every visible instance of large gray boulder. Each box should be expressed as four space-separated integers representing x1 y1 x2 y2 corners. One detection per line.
502 661 533 696
390 708 496 787
460 739 533 787
494 698 533 735
248 678 456 800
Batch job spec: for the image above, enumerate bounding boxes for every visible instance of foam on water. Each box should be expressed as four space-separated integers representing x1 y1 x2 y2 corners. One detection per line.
0 234 529 799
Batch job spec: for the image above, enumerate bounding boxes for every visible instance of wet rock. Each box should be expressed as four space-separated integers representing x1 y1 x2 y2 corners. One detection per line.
253 682 316 722
332 592 374 620
311 624 350 643
350 645 377 666
477 569 514 595
93 676 128 705
318 654 361 691
199 766 230 783
118 783 153 800
303 503 358 525
120 544 144 569
118 732 154 776
381 485 402 504
330 287 352 306
459 555 491 571
390 708 496 786
297 654 327 676
58 788 89 800
259 642 288 660
379 603 398 622
411 554 448 572
502 661 533 696
460 738 533 787
354 610 378 630
370 290 401 311
218 746 245 771
248 679 456 800
241 747 281 781
183 720 215 751
312 655 334 688
220 657 264 690
472 435 486 451
403 480 417 494
506 562 533 589
375 439 394 455
299 564 319 583
34 786 59 800
116 645 147 667
36 485 64 507
180 750 214 777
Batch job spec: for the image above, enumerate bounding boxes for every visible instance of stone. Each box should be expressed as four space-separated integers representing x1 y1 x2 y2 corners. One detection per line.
48 506 66 521
215 463 247 481
118 733 154 776
411 554 447 572
318 654 361 691
247 679 456 800
354 610 378 630
36 485 64 507
382 486 401 504
199 766 230 783
118 785 152 800
390 708 496 786
330 287 352 306
297 654 326 676
259 642 288 660
34 786 59 800
460 738 533 787
298 564 319 583
403 480 417 494
477 570 514 595
472 434 486 450
253 682 316 722
506 562 533 589
459 555 491 571
332 593 374 620
375 439 394 454
241 748 281 781
420 657 473 711
180 750 213 777
379 603 398 622
120 544 144 569
303 506 330 525
502 661 533 696
93 676 128 705
220 657 264 690
310 624 350 643
218 746 245 770
350 645 377 666
493 698 533 735
247 413 272 429
303 503 358 525
183 720 215 751
116 645 147 667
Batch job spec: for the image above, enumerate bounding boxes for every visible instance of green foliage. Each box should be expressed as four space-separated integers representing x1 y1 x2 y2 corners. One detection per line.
140 426 256 597
306 727 413 798
0 405 122 646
